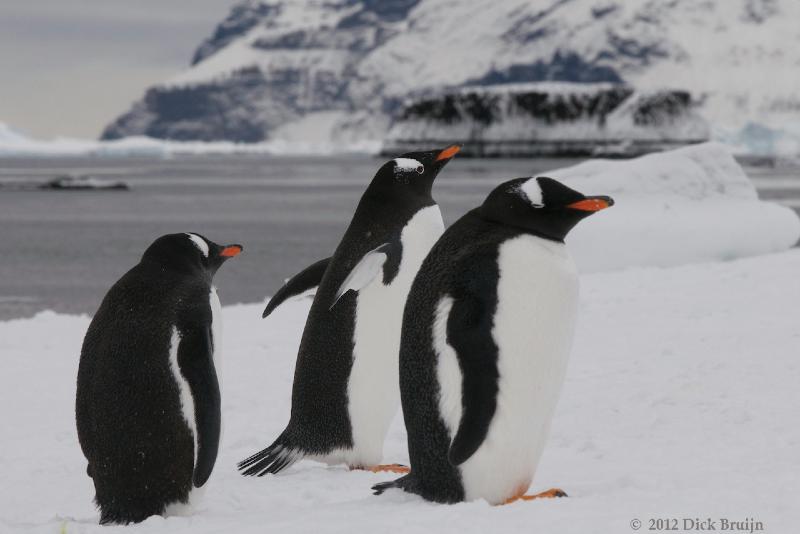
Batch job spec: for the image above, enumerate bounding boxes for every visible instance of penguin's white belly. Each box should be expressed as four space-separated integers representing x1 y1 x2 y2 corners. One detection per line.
345 205 444 466
442 235 578 504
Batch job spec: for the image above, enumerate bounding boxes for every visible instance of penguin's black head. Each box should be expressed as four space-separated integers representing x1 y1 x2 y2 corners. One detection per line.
479 176 614 242
366 144 460 200
142 233 243 277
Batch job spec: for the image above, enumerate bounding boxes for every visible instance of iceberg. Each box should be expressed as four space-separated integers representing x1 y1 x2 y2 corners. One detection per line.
550 142 800 272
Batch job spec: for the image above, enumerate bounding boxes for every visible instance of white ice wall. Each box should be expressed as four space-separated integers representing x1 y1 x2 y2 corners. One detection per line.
552 143 800 272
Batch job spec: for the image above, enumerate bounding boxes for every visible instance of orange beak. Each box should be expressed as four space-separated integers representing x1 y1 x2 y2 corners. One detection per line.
220 245 243 257
566 197 614 212
435 144 461 162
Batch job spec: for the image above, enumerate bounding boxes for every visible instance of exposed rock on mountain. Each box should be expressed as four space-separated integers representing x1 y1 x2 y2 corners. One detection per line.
382 83 709 157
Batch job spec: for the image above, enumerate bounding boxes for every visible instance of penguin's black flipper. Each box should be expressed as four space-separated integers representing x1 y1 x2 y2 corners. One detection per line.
263 257 331 318
177 324 221 487
445 255 500 467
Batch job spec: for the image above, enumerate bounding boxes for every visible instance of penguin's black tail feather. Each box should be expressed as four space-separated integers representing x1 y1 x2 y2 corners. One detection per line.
238 432 304 476
372 474 411 496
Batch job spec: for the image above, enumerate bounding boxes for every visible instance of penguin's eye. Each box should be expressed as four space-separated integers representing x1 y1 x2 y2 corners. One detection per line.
415 165 424 174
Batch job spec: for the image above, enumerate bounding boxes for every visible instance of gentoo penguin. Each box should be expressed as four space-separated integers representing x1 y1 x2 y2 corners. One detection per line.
76 233 242 524
373 177 613 505
239 145 460 476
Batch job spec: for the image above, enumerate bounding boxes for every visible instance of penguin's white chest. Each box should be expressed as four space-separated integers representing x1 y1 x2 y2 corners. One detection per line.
346 205 444 465
438 235 578 504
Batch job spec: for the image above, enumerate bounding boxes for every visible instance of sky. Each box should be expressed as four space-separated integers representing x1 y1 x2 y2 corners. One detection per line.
0 1 239 139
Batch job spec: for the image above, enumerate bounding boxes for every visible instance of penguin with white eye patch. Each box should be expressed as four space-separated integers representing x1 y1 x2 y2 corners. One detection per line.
373 176 613 505
239 146 460 476
76 232 242 524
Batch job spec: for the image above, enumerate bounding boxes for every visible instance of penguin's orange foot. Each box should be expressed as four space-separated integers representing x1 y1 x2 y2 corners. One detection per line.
353 464 410 474
503 488 567 505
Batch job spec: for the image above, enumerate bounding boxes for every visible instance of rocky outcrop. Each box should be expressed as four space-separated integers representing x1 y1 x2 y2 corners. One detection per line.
382 83 710 157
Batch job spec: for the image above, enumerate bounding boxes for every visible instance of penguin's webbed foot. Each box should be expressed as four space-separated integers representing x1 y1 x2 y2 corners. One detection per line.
353 463 411 474
502 488 567 505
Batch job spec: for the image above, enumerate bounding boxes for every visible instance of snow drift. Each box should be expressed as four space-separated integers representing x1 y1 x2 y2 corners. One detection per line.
2 249 800 533
551 142 800 272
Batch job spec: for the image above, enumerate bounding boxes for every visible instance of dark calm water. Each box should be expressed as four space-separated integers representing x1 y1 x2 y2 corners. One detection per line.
1 155 798 320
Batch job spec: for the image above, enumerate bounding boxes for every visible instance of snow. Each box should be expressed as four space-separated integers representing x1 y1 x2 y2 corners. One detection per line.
166 1 346 89
552 143 800 271
269 111 386 150
0 122 31 144
2 247 799 532
0 122 381 158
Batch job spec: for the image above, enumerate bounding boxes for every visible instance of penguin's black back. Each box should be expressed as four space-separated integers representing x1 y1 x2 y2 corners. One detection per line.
279 192 435 454
384 209 521 502
76 261 213 524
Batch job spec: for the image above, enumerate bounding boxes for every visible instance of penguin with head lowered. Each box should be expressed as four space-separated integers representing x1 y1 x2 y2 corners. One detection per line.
373 176 613 505
76 233 242 524
239 145 460 476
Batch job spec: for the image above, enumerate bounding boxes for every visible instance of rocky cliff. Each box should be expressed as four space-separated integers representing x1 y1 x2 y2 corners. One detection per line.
382 83 709 157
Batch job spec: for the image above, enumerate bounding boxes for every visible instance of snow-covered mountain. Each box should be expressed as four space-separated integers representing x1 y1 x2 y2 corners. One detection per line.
102 0 800 154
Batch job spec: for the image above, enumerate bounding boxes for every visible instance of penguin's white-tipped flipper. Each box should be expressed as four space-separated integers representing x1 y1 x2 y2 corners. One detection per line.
330 243 390 310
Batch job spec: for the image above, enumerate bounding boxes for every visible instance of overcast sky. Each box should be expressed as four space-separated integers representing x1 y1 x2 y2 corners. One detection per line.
0 1 238 139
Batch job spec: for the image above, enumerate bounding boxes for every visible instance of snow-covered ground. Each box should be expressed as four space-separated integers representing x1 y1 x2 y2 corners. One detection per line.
2 248 799 533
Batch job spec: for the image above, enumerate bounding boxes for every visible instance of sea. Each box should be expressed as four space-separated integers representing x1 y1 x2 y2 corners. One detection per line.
0 155 798 320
